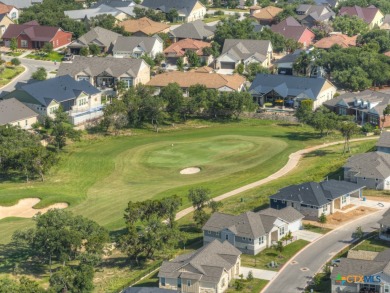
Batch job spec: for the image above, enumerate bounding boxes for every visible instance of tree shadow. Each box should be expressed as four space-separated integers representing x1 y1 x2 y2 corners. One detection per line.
265 252 278 258
277 123 300 127
253 203 270 213
273 132 321 141
303 150 335 158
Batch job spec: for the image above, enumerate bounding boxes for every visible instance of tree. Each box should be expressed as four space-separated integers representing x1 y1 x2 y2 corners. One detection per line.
80 47 89 56
42 42 53 53
160 83 185 120
236 63 244 75
141 54 155 67
154 52 165 65
354 226 364 239
247 270 254 281
50 264 94 293
246 62 270 81
0 277 45 293
166 9 179 22
31 67 47 80
339 121 359 154
51 106 81 149
319 213 327 224
185 50 201 67
293 51 312 76
333 67 372 91
10 38 17 52
11 58 21 66
88 43 100 56
383 104 390 128
295 100 313 124
332 15 369 36
188 187 221 228
176 57 184 71
273 240 284 258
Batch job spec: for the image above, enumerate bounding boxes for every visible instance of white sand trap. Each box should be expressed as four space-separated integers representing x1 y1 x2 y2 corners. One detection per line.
0 198 68 220
180 167 201 175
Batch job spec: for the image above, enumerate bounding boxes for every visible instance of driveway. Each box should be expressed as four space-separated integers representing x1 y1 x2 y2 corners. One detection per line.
239 267 277 281
262 207 388 293
292 230 322 242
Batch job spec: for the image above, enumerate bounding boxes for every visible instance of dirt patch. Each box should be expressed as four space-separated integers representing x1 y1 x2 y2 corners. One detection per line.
341 204 355 210
180 167 201 175
303 206 378 229
0 198 68 219
366 196 390 202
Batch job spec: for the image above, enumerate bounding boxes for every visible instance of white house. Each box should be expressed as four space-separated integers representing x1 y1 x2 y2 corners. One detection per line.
112 35 163 58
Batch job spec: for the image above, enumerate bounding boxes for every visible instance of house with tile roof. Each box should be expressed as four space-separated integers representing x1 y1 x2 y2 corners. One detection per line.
164 38 213 66
216 39 273 71
323 90 390 128
142 0 206 23
331 248 390 293
270 180 365 219
57 56 150 89
202 207 303 255
169 20 215 42
296 4 335 27
0 0 42 9
2 21 72 50
158 239 241 292
271 16 315 47
113 35 163 58
249 74 336 109
379 208 390 241
118 17 170 36
0 98 38 129
147 67 246 95
1 75 102 125
339 5 384 29
0 2 18 21
64 4 139 22
0 14 13 39
313 33 357 49
68 26 121 55
251 6 283 25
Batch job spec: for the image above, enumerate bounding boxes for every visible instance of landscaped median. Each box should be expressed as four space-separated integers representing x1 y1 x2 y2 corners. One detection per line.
25 51 63 62
0 64 25 87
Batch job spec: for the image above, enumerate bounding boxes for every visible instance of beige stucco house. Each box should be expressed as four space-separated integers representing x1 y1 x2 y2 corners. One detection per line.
0 14 13 39
0 98 38 129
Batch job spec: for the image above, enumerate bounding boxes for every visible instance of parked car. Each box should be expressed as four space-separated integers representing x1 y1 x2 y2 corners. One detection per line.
331 259 341 266
62 53 74 61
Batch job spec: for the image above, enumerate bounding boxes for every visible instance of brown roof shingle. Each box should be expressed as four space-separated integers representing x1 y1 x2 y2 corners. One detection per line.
164 38 211 57
2 20 65 42
314 34 357 49
118 17 169 35
252 6 283 21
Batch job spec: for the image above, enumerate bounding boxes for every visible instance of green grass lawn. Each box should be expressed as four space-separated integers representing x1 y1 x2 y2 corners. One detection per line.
352 235 390 252
241 240 310 271
303 223 332 234
305 273 331 293
227 279 269 293
0 66 25 87
26 51 63 62
6 52 23 57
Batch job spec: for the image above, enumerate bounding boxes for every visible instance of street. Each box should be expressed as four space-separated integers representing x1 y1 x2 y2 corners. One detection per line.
263 207 389 293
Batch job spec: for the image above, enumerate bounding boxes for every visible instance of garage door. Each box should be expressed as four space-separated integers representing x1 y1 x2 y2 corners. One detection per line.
220 62 236 69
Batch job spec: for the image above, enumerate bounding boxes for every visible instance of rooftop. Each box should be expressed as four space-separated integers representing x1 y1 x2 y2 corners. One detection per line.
0 98 38 125
118 17 169 35
344 151 390 180
164 38 211 57
313 34 357 49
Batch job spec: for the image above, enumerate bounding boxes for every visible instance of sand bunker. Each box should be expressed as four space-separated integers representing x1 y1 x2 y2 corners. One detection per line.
180 167 201 175
0 198 68 220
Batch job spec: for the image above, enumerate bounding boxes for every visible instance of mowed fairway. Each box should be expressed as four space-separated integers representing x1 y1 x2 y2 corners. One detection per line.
0 120 319 242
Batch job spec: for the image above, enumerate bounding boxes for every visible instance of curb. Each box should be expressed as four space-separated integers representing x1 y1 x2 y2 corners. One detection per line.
0 64 27 91
260 208 385 293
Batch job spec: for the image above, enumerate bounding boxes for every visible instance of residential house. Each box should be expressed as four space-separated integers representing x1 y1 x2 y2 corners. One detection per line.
158 239 241 292
203 207 303 255
313 0 339 9
164 38 213 66
331 249 390 293
339 5 385 29
123 288 175 293
118 17 170 36
379 209 390 241
64 4 139 22
113 35 163 58
141 0 206 23
249 74 336 109
91 0 137 7
216 39 273 71
274 49 304 75
380 14 390 30
269 180 365 219
169 20 215 42
0 0 41 10
251 6 283 25
2 21 72 50
323 90 390 127
1 75 102 125
147 67 246 95
57 56 150 89
376 131 390 153
343 151 390 190
313 33 357 49
296 4 335 27
0 14 13 39
0 2 18 21
271 16 315 47
68 26 121 55
0 98 38 129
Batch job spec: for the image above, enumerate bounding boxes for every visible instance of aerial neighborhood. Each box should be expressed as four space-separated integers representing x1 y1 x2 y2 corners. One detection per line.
1 0 390 293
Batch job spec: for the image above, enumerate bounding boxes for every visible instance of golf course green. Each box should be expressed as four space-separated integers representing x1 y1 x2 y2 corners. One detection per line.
0 120 320 242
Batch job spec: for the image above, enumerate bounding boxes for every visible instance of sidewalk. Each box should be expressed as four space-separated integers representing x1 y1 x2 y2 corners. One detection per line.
239 267 277 281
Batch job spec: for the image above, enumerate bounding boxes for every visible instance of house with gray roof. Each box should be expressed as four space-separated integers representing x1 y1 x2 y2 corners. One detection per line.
331 248 390 293
64 4 137 22
274 49 305 75
249 74 336 109
202 207 303 255
296 4 335 27
1 75 102 126
0 0 42 9
122 288 174 293
141 0 206 23
169 20 215 42
0 98 38 129
158 239 241 293
376 131 390 154
379 208 390 241
270 180 365 219
57 56 150 89
216 39 273 71
343 151 390 190
313 0 339 9
112 35 163 59
68 26 121 55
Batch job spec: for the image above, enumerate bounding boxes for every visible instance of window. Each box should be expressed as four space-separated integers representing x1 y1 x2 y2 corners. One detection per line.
120 77 133 88
249 238 252 241
160 277 166 286
279 226 285 236
49 107 58 114
11 12 16 19
21 40 28 48
384 285 389 293
338 107 347 115
216 232 220 236
207 230 211 234
259 236 264 245
369 115 378 125
177 278 181 288
281 200 286 204
78 98 87 106
187 280 191 287
242 237 246 240
25 120 28 126
375 178 379 182
225 235 229 240
323 205 327 212
221 278 226 288
341 196 346 204
291 203 294 207
363 177 366 180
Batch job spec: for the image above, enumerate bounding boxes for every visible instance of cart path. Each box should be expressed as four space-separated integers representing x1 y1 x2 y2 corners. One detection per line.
175 136 378 220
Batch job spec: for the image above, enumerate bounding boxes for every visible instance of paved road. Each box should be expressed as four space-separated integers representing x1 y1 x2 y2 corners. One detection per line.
0 55 59 96
262 207 389 293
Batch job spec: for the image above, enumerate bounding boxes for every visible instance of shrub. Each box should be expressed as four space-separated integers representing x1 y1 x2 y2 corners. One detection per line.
361 123 374 133
247 270 253 281
11 58 21 66
214 10 224 15
264 102 273 107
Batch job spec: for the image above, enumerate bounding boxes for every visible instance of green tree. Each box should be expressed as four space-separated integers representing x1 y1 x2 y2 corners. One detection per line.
80 47 89 56
293 51 312 76
42 42 53 53
319 213 327 224
295 100 313 124
166 8 179 22
154 52 165 65
141 54 155 67
185 50 201 67
273 240 284 257
31 67 47 80
332 15 369 36
333 67 372 91
11 58 21 65
354 226 364 239
236 63 244 75
176 57 184 71
246 62 270 81
160 82 184 120
339 121 359 154
10 38 17 52
88 43 100 56
51 106 81 149
0 277 45 293
188 187 221 228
